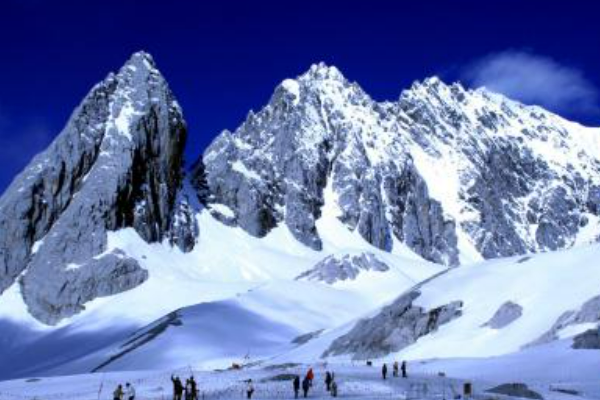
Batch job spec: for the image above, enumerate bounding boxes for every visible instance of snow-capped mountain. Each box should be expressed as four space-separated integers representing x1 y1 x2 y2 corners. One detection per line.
0 52 198 325
1 51 600 382
197 62 600 266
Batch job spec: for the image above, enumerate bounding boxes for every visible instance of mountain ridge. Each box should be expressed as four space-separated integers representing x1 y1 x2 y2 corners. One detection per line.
0 51 599 328
197 59 600 265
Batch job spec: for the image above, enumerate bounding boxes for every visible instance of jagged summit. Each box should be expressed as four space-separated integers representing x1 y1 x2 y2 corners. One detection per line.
124 50 157 69
301 62 346 81
197 62 600 265
0 51 196 324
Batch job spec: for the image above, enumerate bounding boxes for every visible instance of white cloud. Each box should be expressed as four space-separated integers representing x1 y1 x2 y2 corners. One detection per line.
461 50 598 116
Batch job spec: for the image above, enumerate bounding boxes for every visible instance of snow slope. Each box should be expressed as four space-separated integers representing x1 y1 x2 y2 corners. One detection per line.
0 192 442 379
2 178 600 382
281 243 600 366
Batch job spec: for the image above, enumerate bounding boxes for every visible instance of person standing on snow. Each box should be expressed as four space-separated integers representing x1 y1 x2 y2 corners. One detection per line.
189 376 198 400
171 375 184 400
293 375 301 398
331 377 338 398
125 382 136 400
382 363 388 380
113 384 124 400
393 361 399 377
185 378 192 400
401 360 407 378
302 376 310 398
246 379 255 399
325 371 333 391
306 368 314 387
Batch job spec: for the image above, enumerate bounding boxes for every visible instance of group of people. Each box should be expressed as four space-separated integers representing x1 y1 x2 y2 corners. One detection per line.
291 367 337 398
381 361 408 380
112 382 136 400
111 366 348 399
171 375 199 400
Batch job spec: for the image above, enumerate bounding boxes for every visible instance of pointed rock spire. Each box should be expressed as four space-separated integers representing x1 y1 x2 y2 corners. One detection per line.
0 51 196 324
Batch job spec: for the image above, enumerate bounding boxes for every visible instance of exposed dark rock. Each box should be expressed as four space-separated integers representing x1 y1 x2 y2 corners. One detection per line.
483 301 523 329
92 310 183 372
486 383 544 399
322 290 463 359
572 329 600 349
296 253 389 284
292 330 324 345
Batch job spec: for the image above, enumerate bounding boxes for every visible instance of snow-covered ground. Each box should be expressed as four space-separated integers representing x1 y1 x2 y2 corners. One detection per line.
2 354 600 400
2 173 600 395
0 199 442 379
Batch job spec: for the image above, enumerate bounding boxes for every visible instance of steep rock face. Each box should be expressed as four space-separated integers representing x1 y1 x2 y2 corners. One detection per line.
199 66 460 264
196 65 600 265
0 52 196 324
323 290 463 359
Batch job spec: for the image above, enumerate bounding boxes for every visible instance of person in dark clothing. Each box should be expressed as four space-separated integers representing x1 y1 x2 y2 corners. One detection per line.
382 363 388 380
393 361 399 377
331 378 338 398
185 378 192 400
293 375 301 399
246 379 255 399
401 361 407 378
302 376 310 398
325 371 333 391
113 384 124 400
171 375 184 400
189 376 198 400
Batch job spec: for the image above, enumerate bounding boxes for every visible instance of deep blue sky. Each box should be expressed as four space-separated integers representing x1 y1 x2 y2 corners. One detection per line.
1 0 599 193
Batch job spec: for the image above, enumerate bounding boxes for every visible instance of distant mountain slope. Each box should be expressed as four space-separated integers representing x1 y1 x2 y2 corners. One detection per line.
5 241 597 379
286 243 600 363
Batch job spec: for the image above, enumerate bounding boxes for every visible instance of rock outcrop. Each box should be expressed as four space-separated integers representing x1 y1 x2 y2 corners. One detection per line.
486 383 544 400
0 52 198 324
296 252 390 284
483 301 523 329
572 329 600 349
322 290 462 359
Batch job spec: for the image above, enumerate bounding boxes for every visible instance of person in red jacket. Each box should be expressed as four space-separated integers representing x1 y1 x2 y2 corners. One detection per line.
306 368 315 387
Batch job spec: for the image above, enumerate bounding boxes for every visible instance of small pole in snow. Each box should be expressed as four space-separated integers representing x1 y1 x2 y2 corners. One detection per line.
97 373 105 400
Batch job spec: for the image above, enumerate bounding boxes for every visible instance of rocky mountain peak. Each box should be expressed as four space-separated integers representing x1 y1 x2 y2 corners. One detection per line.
123 50 157 70
0 51 197 325
303 62 346 82
199 63 600 266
